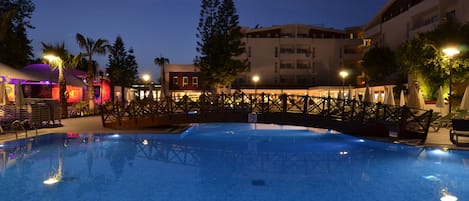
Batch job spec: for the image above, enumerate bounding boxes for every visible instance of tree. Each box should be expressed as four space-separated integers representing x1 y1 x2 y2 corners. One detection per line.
396 18 469 100
0 0 35 68
195 0 246 92
361 46 397 83
154 56 170 97
41 42 79 118
106 36 139 103
75 33 109 113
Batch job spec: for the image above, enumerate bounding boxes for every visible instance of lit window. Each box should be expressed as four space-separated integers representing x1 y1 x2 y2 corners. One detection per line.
183 76 189 87
192 77 198 87
173 76 178 86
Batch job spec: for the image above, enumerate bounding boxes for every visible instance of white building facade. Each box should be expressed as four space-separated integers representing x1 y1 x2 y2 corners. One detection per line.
364 0 469 50
233 24 364 89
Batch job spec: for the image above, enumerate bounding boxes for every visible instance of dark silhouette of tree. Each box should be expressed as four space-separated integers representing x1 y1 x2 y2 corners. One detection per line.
396 18 469 99
154 56 169 97
75 33 109 114
41 42 79 118
196 0 246 92
106 36 139 103
362 46 397 83
0 0 35 68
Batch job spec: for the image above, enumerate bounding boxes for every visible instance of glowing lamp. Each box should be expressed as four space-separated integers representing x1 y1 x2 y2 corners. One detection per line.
43 176 60 185
443 47 460 58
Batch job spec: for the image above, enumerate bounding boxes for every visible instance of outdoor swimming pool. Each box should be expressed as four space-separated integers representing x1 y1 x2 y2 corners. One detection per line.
0 123 467 201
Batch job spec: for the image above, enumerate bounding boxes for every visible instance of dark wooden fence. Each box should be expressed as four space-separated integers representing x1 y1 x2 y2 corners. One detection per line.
101 93 433 143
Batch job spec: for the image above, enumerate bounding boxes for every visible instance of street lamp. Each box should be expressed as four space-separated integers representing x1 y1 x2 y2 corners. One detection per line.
252 75 260 96
339 70 349 97
43 54 67 118
443 47 460 116
142 74 151 99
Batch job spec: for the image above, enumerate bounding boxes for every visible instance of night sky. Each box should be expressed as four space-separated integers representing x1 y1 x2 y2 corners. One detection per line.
29 0 387 80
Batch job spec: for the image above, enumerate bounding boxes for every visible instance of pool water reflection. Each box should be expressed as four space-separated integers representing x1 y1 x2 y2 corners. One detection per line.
0 123 468 201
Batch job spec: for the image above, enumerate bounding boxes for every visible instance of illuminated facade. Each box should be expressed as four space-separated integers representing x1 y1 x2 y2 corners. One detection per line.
364 0 469 50
163 64 201 97
234 24 364 89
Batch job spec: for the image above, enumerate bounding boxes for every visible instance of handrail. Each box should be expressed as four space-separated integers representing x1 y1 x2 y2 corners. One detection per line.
101 93 433 143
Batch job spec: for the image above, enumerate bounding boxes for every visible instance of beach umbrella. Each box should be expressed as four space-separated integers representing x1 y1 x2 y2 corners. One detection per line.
354 89 360 102
460 85 469 111
435 86 444 109
408 84 423 109
0 81 9 106
399 90 406 106
418 89 425 109
347 85 353 100
15 80 25 108
384 86 395 106
363 85 371 103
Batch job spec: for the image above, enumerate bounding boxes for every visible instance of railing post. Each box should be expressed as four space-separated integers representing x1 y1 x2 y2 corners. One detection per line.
282 93 287 113
303 95 309 115
261 92 265 113
350 99 356 120
341 97 346 120
222 93 226 112
326 96 331 118
200 94 205 113
184 94 189 113
375 102 381 121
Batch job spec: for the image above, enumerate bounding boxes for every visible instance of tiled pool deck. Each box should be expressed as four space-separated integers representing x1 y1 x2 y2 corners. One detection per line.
0 116 465 150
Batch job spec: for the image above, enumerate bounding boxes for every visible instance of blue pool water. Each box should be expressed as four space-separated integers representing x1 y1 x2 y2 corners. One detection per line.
0 123 468 201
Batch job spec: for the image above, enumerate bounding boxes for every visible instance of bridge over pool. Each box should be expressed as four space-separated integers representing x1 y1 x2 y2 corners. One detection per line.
101 93 434 144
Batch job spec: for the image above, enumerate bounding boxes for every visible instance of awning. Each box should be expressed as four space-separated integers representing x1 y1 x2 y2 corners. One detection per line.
21 64 86 87
0 63 43 81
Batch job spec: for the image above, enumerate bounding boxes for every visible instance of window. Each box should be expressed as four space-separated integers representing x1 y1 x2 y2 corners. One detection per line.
192 77 198 87
172 76 178 86
248 46 251 57
274 47 278 57
183 76 189 87
280 62 293 69
311 62 316 73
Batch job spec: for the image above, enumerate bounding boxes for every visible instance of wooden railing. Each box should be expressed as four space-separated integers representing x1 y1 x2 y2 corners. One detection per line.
101 93 433 143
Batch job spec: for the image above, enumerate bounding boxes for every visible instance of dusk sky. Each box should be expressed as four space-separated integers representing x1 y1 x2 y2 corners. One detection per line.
29 0 387 81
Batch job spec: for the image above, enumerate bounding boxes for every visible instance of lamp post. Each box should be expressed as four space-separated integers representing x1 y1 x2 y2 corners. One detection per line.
252 75 260 96
142 74 151 99
43 54 67 118
443 47 460 116
339 70 348 98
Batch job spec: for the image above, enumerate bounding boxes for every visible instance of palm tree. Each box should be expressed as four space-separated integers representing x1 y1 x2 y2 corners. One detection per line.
76 33 109 114
41 42 79 118
154 56 170 98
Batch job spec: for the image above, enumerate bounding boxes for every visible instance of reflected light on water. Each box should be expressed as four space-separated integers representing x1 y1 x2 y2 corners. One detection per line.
441 188 458 201
430 148 450 156
43 176 60 185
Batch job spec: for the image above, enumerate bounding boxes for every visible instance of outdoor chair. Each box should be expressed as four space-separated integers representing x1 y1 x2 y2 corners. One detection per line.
450 119 469 144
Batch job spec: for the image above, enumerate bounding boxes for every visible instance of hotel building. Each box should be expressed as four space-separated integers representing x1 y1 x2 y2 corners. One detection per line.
364 0 469 49
233 24 365 89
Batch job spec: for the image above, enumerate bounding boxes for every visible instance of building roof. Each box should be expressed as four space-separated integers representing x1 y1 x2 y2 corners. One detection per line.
21 64 87 87
0 63 43 82
363 0 397 30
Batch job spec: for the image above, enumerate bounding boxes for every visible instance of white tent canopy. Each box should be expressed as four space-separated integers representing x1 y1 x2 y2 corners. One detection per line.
460 85 469 111
0 63 42 82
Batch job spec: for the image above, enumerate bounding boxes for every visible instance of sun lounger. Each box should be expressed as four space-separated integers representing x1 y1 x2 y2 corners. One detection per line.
450 119 469 144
